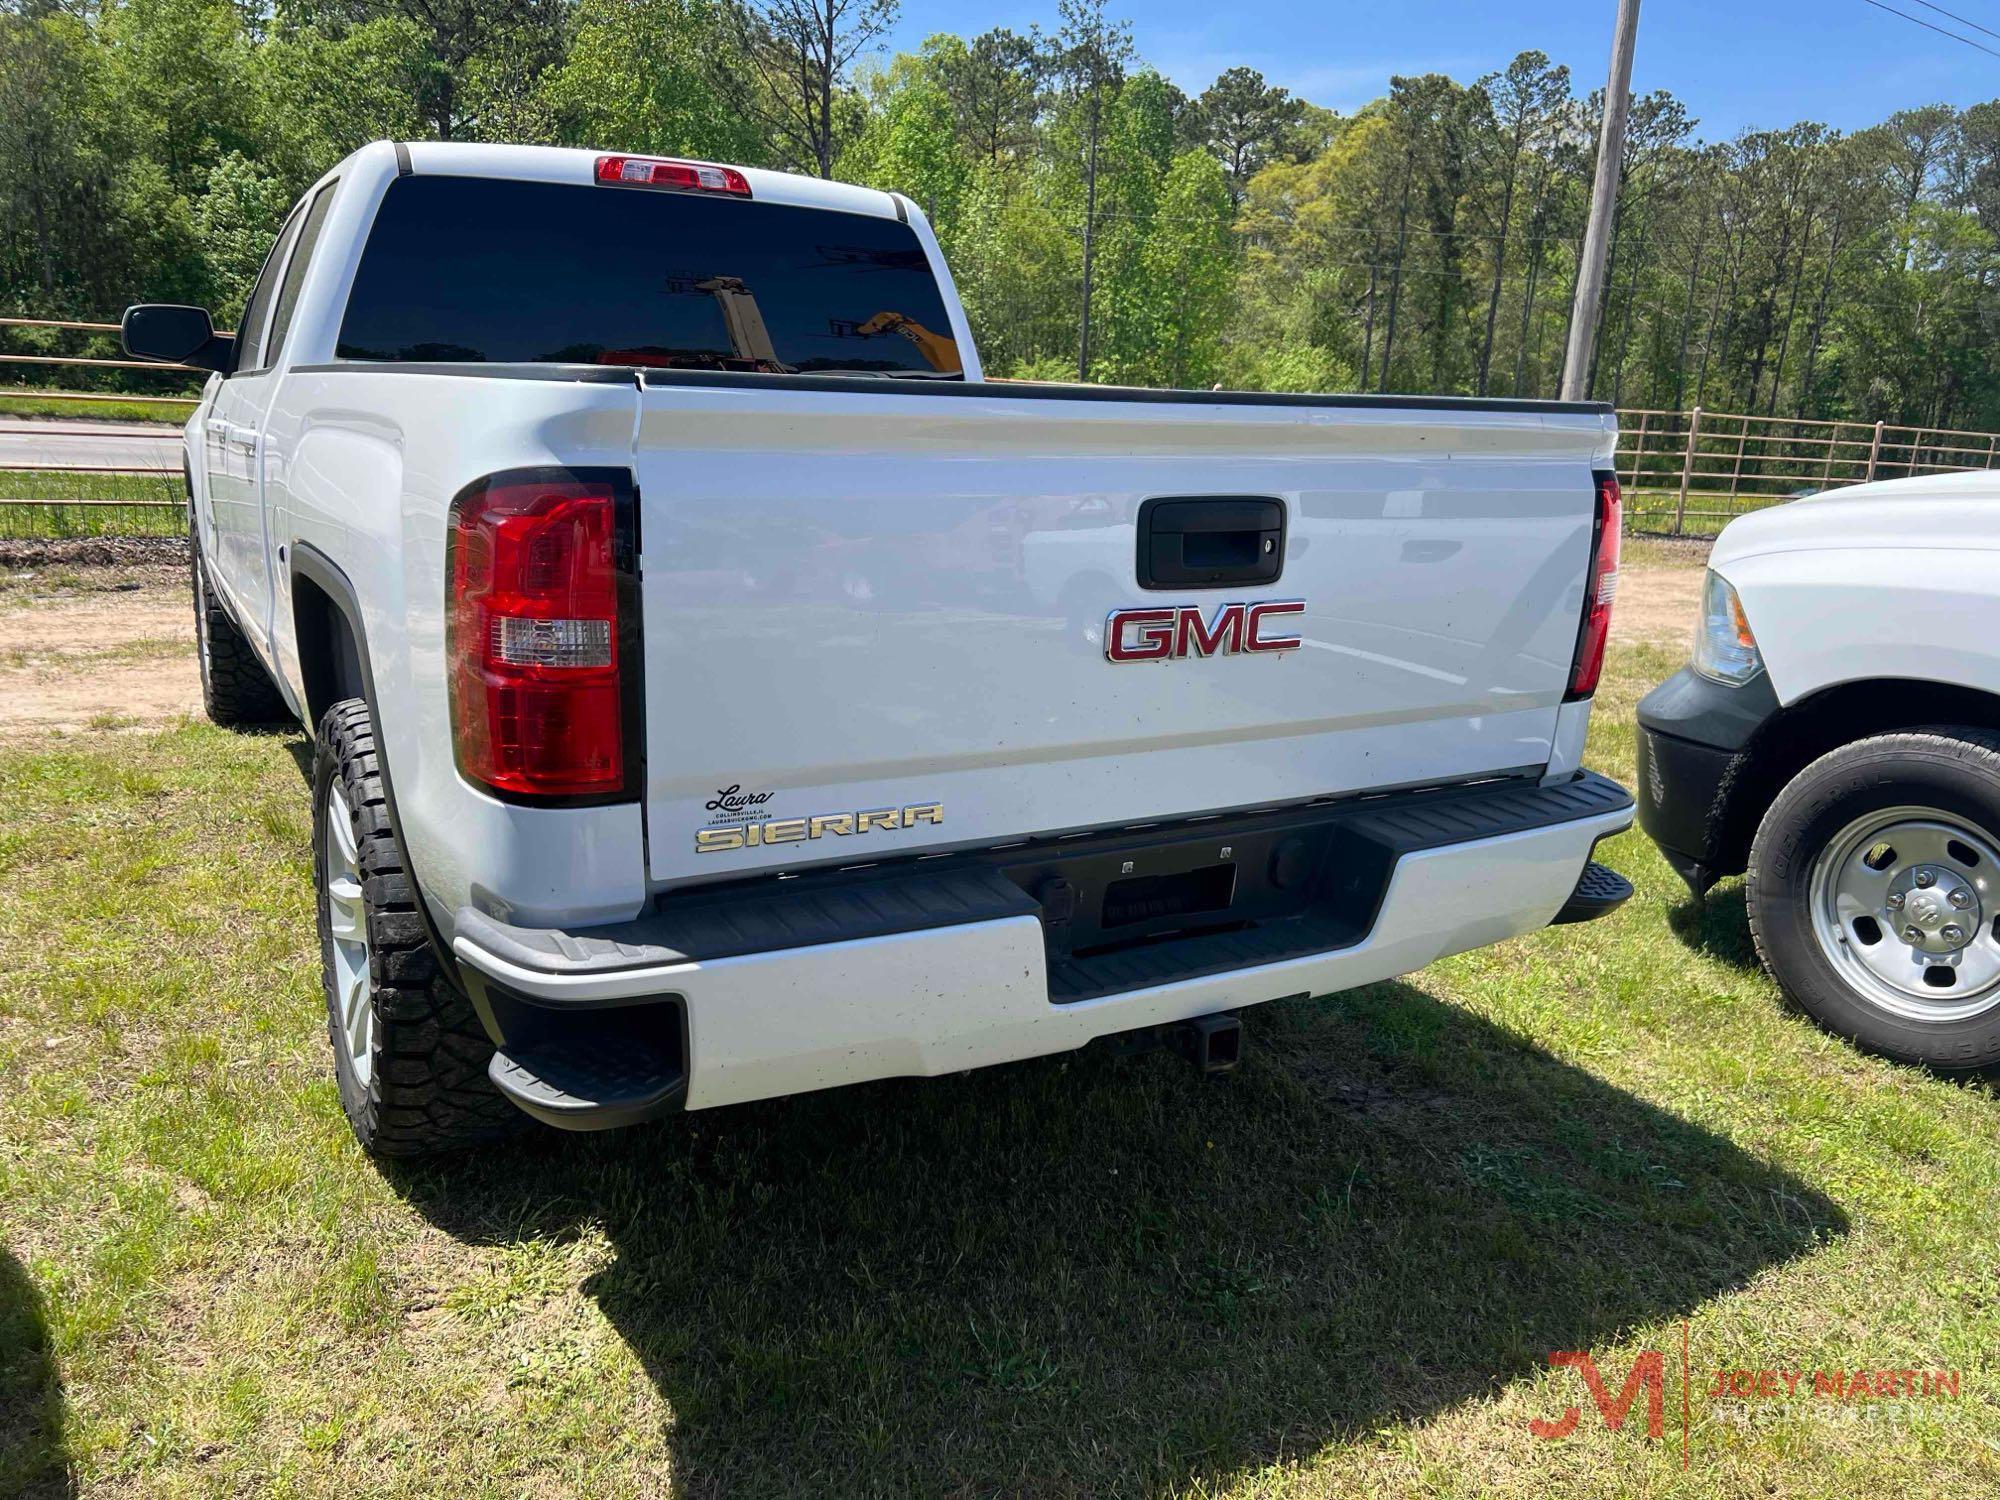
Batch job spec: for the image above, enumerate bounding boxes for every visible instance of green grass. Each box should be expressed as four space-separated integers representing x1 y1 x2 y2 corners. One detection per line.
0 392 196 423
2 589 1998 1494
0 470 183 540
1624 489 1748 538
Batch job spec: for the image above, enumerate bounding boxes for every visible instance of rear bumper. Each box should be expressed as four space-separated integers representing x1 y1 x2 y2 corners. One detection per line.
454 771 1633 1122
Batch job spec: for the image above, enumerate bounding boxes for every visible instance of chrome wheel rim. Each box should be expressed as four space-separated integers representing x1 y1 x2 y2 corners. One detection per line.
1809 805 2000 1023
323 782 374 1085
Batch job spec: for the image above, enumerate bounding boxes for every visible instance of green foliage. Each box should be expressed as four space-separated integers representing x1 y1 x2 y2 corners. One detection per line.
1126 150 1235 387
952 163 1079 375
1193 66 1305 200
932 27 1040 165
191 154 294 312
256 18 429 189
722 0 899 178
842 70 970 247
536 0 757 162
6 3 2000 425
101 0 260 199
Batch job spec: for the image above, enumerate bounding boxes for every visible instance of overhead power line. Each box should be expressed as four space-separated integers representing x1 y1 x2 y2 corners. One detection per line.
1902 0 2000 45
1859 0 2000 60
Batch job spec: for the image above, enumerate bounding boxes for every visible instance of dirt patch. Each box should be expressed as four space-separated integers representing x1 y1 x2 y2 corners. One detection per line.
0 578 199 738
6 589 189 653
1612 563 1703 651
0 535 188 570
1623 533 1714 568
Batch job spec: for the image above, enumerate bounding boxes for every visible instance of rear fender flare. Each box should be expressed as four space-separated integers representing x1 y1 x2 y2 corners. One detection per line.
290 541 461 978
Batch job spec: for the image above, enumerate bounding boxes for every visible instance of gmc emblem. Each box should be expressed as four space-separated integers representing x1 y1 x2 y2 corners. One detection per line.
1104 600 1305 662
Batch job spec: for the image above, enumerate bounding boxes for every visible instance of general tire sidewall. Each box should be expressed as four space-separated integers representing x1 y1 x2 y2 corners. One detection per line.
1750 735 2000 1070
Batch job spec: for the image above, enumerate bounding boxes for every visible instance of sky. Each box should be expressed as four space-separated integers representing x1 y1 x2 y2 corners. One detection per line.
877 0 2000 141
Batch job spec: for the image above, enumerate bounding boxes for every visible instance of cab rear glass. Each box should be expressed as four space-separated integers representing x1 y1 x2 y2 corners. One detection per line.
335 175 963 378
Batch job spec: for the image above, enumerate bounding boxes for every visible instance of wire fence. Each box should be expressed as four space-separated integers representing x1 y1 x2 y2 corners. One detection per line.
1615 406 2000 535
7 316 2000 540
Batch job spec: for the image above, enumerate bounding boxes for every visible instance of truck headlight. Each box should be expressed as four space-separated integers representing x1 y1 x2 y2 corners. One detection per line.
1692 570 1763 685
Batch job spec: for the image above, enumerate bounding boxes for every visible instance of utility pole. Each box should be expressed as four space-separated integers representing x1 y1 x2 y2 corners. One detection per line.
1561 0 1641 402
1078 109 1099 381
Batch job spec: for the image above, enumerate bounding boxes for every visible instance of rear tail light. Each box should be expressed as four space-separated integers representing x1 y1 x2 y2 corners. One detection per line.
1566 470 1621 699
594 155 751 197
447 469 638 802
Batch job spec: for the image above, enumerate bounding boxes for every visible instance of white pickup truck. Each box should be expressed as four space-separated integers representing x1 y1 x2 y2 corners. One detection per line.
1638 474 2000 1072
125 141 1634 1156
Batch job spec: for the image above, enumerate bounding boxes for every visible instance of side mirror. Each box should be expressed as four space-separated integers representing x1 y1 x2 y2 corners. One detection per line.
121 304 234 373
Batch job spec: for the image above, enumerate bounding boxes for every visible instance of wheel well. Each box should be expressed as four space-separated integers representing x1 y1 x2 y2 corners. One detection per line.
1712 678 2000 876
291 573 366 730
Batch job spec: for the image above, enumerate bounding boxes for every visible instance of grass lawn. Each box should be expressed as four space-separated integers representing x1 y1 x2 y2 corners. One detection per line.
1623 489 1759 538
3 555 1998 1494
0 393 197 424
0 471 183 540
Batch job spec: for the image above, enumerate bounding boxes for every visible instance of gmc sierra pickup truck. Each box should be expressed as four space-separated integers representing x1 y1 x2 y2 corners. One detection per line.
124 141 1635 1157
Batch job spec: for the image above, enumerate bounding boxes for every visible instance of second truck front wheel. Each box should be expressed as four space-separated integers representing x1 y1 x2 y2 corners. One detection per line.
1747 728 2000 1073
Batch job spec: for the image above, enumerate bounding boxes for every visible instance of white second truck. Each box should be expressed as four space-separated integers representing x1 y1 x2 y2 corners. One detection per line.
1639 475 2000 1072
125 141 1633 1156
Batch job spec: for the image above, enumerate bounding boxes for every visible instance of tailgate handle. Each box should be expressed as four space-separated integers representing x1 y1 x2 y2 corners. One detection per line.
1136 496 1286 590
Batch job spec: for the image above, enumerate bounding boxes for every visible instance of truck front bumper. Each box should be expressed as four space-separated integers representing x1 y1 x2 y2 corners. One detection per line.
452 771 1634 1128
1635 666 1780 894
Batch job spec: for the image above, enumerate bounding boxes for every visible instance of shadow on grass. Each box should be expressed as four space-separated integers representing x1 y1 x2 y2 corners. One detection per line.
1668 882 1761 971
0 1247 71 1499
391 981 1843 1495
281 736 312 786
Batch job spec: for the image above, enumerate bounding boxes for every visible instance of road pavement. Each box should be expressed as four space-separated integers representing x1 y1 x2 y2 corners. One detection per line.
0 418 182 471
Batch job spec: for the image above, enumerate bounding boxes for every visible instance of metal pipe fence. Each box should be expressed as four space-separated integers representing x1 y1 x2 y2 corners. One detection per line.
1615 406 2000 535
0 315 209 392
0 319 208 536
8 318 2000 541
0 317 192 537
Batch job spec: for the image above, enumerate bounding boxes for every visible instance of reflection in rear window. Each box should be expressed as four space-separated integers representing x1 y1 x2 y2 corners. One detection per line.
335 175 963 377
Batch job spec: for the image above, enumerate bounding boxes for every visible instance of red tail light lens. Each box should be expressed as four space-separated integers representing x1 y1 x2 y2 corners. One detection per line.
594 155 751 197
447 471 634 800
1567 470 1622 699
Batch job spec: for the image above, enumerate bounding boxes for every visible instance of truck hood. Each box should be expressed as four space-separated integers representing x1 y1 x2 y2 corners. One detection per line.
1712 468 2000 571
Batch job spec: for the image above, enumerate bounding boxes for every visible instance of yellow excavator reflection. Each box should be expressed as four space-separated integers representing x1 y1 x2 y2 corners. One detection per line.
837 311 962 374
612 270 963 375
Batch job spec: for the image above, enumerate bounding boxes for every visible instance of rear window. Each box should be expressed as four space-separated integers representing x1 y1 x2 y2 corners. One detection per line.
335 175 962 377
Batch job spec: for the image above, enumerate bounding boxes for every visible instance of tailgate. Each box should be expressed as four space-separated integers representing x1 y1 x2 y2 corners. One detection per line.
635 379 1613 886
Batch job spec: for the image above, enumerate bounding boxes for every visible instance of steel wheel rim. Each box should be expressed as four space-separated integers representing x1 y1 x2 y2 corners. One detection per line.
1808 804 2000 1023
324 782 374 1085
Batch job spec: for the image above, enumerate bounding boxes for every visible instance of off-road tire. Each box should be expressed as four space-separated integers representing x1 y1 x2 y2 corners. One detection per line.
191 525 288 726
1747 727 2000 1073
314 698 521 1155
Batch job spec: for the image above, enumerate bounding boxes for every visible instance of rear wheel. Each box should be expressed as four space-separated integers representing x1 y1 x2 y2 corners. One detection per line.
191 525 288 726
1747 729 2000 1072
314 697 521 1155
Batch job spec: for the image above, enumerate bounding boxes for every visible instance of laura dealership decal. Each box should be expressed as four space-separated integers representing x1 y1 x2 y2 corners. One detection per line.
696 786 944 854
